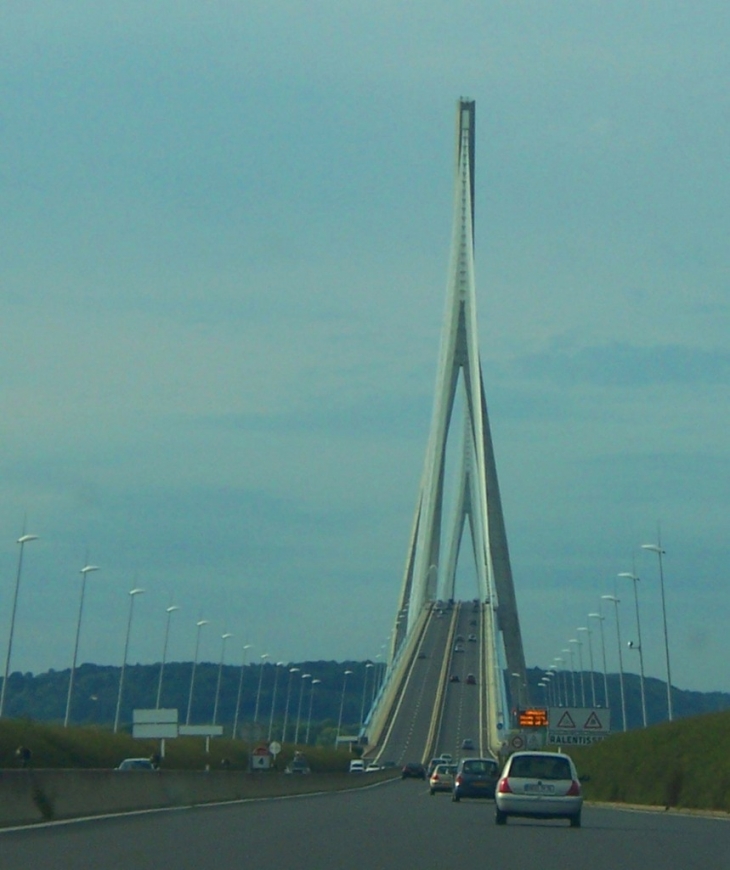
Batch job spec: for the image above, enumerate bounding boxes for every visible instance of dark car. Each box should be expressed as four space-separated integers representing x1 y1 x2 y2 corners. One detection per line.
452 757 500 801
401 762 426 780
449 674 460 682
466 673 476 685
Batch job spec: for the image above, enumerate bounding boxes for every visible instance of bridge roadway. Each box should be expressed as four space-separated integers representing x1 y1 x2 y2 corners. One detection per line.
373 601 489 766
2 780 728 869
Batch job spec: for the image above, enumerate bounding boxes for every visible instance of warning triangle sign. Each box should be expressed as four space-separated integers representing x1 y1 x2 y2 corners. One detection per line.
556 711 576 729
583 711 604 730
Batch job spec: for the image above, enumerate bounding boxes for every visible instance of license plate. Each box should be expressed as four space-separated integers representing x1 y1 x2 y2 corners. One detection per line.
524 783 555 794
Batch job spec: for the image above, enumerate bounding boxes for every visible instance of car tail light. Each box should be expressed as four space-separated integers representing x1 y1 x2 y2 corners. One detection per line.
497 777 512 794
455 774 463 785
433 774 439 781
566 779 581 796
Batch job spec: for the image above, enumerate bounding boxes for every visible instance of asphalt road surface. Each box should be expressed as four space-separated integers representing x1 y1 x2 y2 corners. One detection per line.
1 778 729 870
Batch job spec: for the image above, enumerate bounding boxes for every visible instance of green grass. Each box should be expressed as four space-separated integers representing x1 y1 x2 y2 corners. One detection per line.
570 709 730 811
0 718 359 773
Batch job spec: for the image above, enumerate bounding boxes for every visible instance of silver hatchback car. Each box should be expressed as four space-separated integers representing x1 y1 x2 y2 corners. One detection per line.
495 751 583 827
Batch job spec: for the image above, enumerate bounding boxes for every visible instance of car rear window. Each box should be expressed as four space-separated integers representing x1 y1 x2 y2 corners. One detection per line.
509 755 571 780
462 760 497 774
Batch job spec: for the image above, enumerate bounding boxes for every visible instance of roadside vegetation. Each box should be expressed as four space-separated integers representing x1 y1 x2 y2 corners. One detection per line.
571 709 730 812
0 718 360 773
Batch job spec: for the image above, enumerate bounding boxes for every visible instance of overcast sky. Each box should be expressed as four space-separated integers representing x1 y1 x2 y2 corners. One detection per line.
1 2 728 695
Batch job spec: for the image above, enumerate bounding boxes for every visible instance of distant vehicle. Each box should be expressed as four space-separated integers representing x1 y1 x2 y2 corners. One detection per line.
116 758 155 771
417 651 427 659
365 762 381 772
427 757 447 777
440 753 453 763
349 759 365 774
461 738 475 750
401 762 426 780
455 635 464 642
449 674 460 683
429 763 457 795
495 751 584 827
466 674 476 685
468 634 477 642
469 619 477 626
452 757 500 801
453 645 465 653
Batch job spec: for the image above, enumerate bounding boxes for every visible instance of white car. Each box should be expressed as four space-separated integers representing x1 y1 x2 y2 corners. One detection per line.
495 751 583 827
349 759 365 773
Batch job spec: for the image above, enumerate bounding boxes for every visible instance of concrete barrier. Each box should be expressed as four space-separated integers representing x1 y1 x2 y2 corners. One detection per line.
0 769 397 827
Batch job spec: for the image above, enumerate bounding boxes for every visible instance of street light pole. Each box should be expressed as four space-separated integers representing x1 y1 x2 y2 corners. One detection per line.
232 643 252 740
619 571 648 728
186 619 210 726
602 595 627 732
282 667 300 743
212 633 233 726
252 653 270 737
552 658 564 706
268 661 286 741
114 588 145 733
360 662 374 727
155 605 180 709
577 626 596 707
295 673 311 745
306 678 321 744
0 532 39 718
335 669 352 747
64 563 99 727
589 611 609 708
562 648 576 707
569 638 586 707
642 541 673 722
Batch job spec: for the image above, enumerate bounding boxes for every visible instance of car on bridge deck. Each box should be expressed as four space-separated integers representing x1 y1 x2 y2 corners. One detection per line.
429 763 457 795
466 673 476 685
495 751 583 827
449 674 460 682
461 738 475 751
401 762 426 780
452 757 500 801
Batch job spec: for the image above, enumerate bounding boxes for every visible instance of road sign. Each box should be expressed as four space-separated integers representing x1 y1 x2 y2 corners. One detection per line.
269 741 282 757
547 731 606 746
548 707 610 733
178 725 223 737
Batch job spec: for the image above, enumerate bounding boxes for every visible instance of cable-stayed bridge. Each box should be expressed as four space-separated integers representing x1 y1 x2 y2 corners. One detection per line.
363 99 528 765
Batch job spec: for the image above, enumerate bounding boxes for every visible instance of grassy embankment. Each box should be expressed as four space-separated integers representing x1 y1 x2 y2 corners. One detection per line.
571 709 730 812
0 718 357 773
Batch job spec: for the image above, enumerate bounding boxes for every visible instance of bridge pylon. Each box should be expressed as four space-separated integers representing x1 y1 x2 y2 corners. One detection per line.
376 99 528 752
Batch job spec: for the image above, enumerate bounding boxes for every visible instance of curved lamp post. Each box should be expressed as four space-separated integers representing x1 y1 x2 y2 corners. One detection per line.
588 612 609 708
252 653 270 736
642 542 673 721
360 662 375 727
0 532 39 718
282 666 300 743
232 643 253 740
212 632 233 726
267 661 286 741
64 563 99 727
295 673 311 744
602 595 627 732
569 638 585 707
305 678 321 744
619 571 647 727
552 657 564 707
577 626 596 708
155 605 180 709
186 619 209 726
335 669 353 747
114 587 145 733
562 648 576 707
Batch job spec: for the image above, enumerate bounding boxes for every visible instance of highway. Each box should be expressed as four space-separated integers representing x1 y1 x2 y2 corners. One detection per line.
1 779 728 869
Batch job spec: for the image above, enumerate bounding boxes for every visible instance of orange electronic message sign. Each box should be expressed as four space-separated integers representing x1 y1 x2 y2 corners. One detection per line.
518 708 549 728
